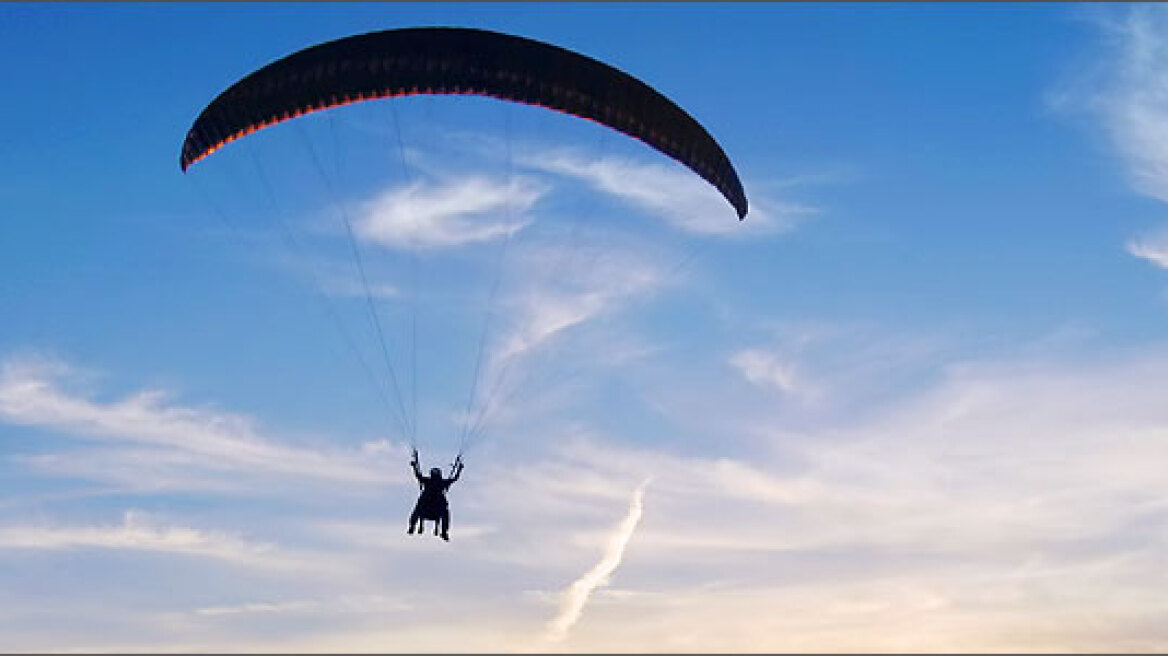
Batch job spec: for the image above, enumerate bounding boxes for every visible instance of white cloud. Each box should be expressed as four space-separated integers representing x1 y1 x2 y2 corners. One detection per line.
1092 7 1168 204
195 600 321 616
493 251 662 368
8 332 1168 653
522 148 813 236
363 130 818 238
0 510 334 574
243 333 1168 652
0 354 397 492
729 348 806 396
355 175 544 250
720 352 1165 555
452 239 668 442
1073 6 1168 272
195 594 410 617
510 348 1168 652
1127 226 1168 269
544 479 650 644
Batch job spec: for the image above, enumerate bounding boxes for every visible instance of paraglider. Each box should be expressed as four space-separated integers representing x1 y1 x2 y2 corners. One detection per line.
179 27 749 541
408 449 464 541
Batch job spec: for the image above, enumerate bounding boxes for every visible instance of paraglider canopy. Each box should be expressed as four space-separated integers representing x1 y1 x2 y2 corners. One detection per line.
179 26 748 219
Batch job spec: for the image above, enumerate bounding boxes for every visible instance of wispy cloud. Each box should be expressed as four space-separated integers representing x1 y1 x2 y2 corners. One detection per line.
0 354 395 492
1088 6 1168 204
195 594 410 617
493 246 663 368
729 348 807 397
355 175 545 250
544 479 650 644
376 130 818 238
1071 6 1168 273
451 238 669 440
1127 226 1168 269
629 321 959 441
476 340 1168 652
521 148 814 236
0 510 333 574
8 335 1168 652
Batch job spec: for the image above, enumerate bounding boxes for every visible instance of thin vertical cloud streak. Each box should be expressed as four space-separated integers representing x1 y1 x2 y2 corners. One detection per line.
545 478 650 643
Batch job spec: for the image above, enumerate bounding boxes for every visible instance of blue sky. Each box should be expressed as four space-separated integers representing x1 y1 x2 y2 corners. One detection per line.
3 3 1168 652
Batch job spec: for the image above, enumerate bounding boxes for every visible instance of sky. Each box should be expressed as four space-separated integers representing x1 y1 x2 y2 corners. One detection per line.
2 3 1168 652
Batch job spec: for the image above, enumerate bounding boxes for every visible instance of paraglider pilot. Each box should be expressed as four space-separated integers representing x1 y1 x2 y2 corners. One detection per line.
408 449 463 541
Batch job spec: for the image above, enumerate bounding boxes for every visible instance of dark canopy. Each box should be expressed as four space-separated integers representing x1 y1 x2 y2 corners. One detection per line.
180 27 748 219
